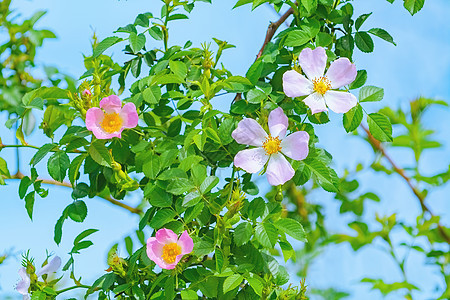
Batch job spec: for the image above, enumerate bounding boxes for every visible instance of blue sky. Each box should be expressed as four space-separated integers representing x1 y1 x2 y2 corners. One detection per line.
1 0 449 299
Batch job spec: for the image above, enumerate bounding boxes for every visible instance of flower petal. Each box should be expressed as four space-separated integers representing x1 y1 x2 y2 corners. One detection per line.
282 70 313 98
36 256 61 277
100 95 122 113
281 131 310 161
268 107 288 138
155 228 178 244
234 148 268 174
325 57 357 89
91 126 123 139
86 107 104 131
16 267 30 295
231 118 267 146
299 47 327 81
146 237 172 269
178 230 194 255
119 102 139 128
303 93 328 114
266 153 295 186
324 91 357 113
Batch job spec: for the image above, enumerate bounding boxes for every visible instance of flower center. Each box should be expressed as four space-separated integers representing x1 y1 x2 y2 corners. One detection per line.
312 76 332 95
263 135 282 155
100 112 123 133
161 243 181 264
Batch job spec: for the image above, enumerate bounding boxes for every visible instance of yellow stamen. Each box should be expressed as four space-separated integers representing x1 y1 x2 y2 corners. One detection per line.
312 76 332 95
263 135 282 155
161 243 181 264
100 112 123 133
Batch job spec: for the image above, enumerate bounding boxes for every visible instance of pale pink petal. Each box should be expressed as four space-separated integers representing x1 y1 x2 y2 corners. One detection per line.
325 57 357 89
16 267 30 295
266 153 295 186
36 256 61 277
268 107 288 139
91 126 122 139
299 47 327 81
146 237 171 269
303 93 328 114
86 107 104 131
282 70 313 98
119 102 139 128
231 118 267 147
324 91 357 113
178 230 194 255
234 148 268 174
100 95 122 113
281 131 309 161
155 228 178 244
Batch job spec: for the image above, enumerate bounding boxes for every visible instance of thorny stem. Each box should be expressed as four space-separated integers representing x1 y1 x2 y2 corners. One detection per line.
361 124 450 244
7 172 142 215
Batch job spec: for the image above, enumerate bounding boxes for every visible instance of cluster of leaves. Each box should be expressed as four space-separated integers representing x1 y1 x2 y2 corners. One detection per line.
1 0 448 299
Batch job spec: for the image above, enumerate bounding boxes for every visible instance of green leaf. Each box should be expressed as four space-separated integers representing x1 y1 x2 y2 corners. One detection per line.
149 208 176 229
184 202 204 222
349 70 367 90
143 86 161 104
30 143 56 166
167 178 195 195
19 176 32 199
181 290 198 300
367 113 393 142
343 104 363 132
303 158 339 192
134 13 151 27
274 218 307 241
47 151 70 182
355 13 372 30
245 273 264 296
147 186 172 207
129 32 146 53
223 274 244 294
93 36 122 58
169 60 188 79
74 228 98 245
25 192 35 220
234 222 253 246
368 28 396 46
255 223 278 248
301 0 316 13
183 190 202 207
316 32 333 47
88 140 112 167
359 86 384 102
143 155 161 179
68 154 86 185
200 176 219 194
68 200 88 222
246 88 266 104
193 239 215 256
54 209 68 245
284 29 312 47
403 0 425 15
355 32 374 53
233 0 252 8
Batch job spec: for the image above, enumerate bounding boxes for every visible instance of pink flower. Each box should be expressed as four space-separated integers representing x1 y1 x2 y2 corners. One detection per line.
82 89 92 97
282 47 357 114
232 107 309 186
16 256 61 300
146 229 194 270
85 95 138 139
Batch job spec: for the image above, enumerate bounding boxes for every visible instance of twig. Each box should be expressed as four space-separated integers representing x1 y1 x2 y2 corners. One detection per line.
256 7 293 59
8 172 142 215
361 125 450 244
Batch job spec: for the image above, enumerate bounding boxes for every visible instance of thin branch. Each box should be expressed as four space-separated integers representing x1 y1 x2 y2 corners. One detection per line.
7 172 142 215
361 125 450 244
256 7 293 60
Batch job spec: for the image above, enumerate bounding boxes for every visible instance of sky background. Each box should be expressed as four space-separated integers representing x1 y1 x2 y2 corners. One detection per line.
1 0 449 299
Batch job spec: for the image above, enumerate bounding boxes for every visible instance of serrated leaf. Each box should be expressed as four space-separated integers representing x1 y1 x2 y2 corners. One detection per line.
234 222 252 246
343 104 363 132
403 0 425 15
167 178 195 195
349 70 367 90
368 28 396 46
255 223 278 248
143 86 161 104
47 151 70 182
74 228 98 245
24 192 35 220
223 274 244 294
30 143 57 166
274 218 307 241
68 154 86 185
367 113 393 142
93 36 122 58
355 13 372 30
355 32 374 53
200 176 219 194
129 32 146 53
68 200 88 222
359 86 384 102
149 208 176 229
88 140 112 167
303 158 339 192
